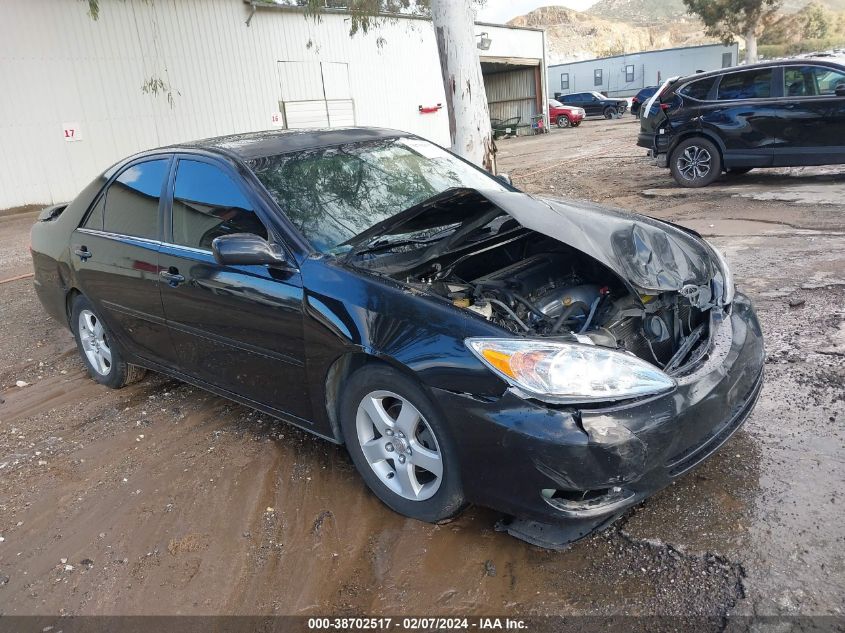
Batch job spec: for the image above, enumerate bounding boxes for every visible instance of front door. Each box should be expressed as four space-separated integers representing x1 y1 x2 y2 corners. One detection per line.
157 156 311 422
774 64 845 166
70 157 175 365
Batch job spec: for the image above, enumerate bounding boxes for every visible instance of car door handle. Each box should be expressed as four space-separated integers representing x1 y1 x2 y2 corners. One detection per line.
159 268 185 287
74 246 92 261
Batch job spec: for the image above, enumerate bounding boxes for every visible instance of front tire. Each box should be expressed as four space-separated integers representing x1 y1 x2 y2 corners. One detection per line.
339 365 466 523
669 137 722 188
557 115 570 129
71 295 146 388
603 107 615 119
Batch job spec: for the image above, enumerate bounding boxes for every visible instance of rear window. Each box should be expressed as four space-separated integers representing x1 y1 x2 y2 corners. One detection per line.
717 69 773 100
103 159 168 240
679 76 717 101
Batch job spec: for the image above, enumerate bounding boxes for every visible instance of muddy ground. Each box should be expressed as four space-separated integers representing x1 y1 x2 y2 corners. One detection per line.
0 117 843 621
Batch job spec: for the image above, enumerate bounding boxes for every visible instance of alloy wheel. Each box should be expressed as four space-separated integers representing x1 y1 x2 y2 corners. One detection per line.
557 116 570 128
78 309 112 376
355 390 443 501
677 145 712 181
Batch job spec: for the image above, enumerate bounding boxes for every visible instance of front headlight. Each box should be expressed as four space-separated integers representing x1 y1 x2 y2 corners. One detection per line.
466 338 676 403
706 241 735 305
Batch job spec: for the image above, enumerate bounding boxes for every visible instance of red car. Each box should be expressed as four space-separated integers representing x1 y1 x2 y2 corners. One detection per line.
548 99 585 128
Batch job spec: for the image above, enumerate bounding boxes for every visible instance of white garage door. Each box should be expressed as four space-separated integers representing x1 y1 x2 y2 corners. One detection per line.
277 61 355 129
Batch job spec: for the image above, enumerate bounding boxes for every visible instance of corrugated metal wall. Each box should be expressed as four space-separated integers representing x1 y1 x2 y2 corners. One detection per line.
0 0 454 207
484 67 538 126
549 43 738 98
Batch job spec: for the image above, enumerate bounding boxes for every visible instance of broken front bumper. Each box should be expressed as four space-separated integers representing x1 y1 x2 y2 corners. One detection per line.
435 292 765 540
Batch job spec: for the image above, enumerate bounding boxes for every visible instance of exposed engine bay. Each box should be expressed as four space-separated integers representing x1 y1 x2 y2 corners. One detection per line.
401 236 713 372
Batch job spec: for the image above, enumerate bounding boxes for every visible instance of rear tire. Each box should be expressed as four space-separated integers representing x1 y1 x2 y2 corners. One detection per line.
557 116 570 128
71 295 146 389
669 137 722 188
339 364 466 523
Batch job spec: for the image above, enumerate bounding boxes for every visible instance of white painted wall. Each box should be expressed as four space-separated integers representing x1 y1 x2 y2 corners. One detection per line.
0 0 542 208
478 23 545 62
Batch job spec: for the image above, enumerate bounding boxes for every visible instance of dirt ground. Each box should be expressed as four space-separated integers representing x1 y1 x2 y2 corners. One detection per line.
0 117 843 621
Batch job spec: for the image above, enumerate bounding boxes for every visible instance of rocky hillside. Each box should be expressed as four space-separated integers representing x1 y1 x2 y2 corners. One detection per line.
511 1 845 64
586 0 845 23
586 0 689 26
507 5 710 64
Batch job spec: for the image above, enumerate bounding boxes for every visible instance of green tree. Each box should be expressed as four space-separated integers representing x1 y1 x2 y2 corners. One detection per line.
803 2 831 39
683 0 782 63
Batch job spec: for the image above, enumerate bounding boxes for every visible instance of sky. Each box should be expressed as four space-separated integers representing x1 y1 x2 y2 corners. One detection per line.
476 0 600 24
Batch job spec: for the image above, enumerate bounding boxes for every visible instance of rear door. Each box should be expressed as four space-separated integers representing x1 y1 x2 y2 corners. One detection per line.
70 157 176 365
563 93 587 111
705 67 779 167
157 155 311 420
774 64 845 165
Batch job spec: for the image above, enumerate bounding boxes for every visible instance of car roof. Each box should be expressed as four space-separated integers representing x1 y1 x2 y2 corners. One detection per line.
166 126 408 161
673 57 845 86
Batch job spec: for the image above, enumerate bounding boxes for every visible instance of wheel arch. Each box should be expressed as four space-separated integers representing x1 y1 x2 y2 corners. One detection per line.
668 129 726 169
65 287 82 327
323 350 423 445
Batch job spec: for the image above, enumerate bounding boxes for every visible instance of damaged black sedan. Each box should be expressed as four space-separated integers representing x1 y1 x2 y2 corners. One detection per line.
30 128 764 547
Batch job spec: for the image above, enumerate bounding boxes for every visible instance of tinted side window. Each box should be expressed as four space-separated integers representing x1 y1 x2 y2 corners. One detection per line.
784 66 814 96
679 76 717 101
811 66 845 96
717 69 773 100
172 160 267 251
103 159 168 239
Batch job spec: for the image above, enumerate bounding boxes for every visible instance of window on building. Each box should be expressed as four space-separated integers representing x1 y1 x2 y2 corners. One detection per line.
722 52 733 68
679 76 718 101
625 65 635 83
560 73 569 90
103 159 168 240
594 69 603 86
717 68 773 100
172 160 267 251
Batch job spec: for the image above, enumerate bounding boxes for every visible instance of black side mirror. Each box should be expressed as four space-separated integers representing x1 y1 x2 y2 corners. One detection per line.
497 173 512 186
835 83 845 97
212 233 294 269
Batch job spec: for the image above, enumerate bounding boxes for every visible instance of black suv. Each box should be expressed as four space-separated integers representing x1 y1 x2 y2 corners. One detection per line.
555 91 628 118
638 59 845 187
631 86 658 117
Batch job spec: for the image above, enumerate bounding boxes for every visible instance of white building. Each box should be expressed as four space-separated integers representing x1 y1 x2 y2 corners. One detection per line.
0 0 547 209
549 43 739 99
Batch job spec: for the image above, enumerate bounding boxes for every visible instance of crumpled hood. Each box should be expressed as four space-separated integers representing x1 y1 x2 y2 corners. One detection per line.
480 190 715 293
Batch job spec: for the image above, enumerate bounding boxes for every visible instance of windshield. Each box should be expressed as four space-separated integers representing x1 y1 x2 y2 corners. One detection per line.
247 136 507 253
590 92 605 100
549 99 564 107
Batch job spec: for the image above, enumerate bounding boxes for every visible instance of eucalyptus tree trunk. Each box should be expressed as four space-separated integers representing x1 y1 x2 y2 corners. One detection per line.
744 30 759 63
430 0 496 172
